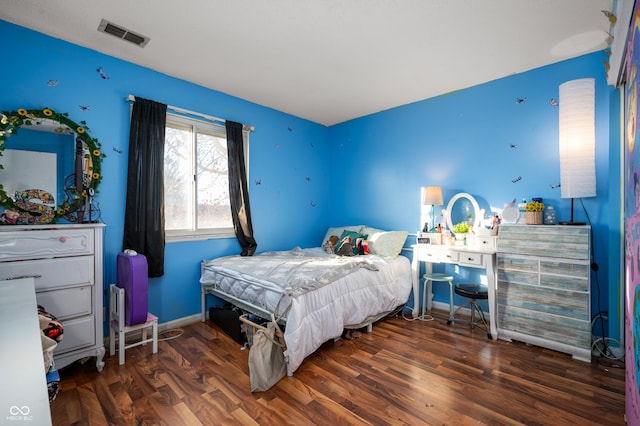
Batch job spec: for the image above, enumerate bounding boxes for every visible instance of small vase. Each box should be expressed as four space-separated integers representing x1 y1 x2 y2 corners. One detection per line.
525 211 543 225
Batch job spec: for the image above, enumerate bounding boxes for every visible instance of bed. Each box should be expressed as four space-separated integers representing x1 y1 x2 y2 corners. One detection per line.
200 225 412 376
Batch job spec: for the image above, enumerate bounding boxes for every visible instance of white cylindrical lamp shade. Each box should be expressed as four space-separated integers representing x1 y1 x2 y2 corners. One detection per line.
422 186 443 206
558 78 596 199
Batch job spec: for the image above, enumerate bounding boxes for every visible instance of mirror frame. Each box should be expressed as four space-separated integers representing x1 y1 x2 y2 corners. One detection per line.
0 107 104 223
443 192 485 232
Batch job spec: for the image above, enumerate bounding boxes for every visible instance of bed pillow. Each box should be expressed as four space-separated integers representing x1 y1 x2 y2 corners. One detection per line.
321 225 363 247
367 229 408 257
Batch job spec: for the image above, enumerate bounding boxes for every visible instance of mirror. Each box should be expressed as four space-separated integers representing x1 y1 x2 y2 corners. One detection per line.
443 192 484 232
0 108 104 224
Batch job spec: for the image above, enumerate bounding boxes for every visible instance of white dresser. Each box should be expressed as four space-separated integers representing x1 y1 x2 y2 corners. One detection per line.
496 225 591 362
0 224 106 371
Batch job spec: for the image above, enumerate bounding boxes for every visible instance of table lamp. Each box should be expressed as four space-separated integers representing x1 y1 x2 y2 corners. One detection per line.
558 78 596 225
423 186 443 232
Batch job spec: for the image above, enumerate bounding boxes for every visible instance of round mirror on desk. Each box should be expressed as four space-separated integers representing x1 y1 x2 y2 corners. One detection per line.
443 192 484 232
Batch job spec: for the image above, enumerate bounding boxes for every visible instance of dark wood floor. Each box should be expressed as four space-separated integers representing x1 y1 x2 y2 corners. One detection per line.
50 310 625 425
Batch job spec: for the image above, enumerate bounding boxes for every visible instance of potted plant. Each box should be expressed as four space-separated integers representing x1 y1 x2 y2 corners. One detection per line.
525 200 545 224
452 222 471 240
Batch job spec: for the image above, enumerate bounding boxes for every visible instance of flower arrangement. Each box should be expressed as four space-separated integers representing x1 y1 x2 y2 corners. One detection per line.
525 201 545 212
453 222 471 234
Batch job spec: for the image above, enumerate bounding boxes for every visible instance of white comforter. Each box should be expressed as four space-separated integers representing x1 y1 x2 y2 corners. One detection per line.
201 248 412 375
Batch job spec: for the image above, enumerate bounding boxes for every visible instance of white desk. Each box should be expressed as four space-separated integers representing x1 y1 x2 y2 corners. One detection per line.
0 278 52 425
412 244 498 339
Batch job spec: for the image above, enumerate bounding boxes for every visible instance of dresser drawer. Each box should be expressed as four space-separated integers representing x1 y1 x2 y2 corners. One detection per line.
55 315 96 354
498 281 589 321
0 256 94 290
0 228 94 260
497 254 538 273
36 286 92 321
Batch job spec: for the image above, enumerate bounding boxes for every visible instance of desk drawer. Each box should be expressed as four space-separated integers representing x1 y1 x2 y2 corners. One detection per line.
418 247 457 263
458 252 483 266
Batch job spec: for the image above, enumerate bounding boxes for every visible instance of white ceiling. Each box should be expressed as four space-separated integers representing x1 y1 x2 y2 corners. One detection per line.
1 0 615 126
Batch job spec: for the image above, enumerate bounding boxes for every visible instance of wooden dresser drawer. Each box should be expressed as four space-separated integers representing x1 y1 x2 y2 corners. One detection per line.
0 255 94 290
0 228 94 260
497 254 538 273
36 286 92 321
498 281 589 321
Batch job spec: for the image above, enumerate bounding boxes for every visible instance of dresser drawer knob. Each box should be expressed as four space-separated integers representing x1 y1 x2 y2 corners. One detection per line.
59 236 67 243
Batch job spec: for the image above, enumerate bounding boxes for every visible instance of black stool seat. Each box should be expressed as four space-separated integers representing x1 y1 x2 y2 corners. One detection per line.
454 283 488 300
451 283 490 338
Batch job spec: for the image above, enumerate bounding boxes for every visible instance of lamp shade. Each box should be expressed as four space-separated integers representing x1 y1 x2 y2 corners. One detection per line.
423 186 443 206
558 78 596 199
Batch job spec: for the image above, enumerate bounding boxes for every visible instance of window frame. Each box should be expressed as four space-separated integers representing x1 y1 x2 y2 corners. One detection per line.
163 113 249 243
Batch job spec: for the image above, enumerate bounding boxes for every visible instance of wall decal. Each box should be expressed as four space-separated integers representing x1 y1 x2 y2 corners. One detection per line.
96 67 110 79
602 9 617 25
47 80 58 87
511 176 522 183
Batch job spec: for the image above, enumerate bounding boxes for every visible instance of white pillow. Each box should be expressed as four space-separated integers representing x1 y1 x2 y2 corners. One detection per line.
321 225 364 246
367 230 408 257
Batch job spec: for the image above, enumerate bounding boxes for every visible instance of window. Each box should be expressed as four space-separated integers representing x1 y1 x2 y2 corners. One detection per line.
163 114 248 241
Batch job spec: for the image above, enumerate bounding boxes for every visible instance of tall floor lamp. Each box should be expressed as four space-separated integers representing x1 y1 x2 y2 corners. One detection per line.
423 186 443 232
558 78 596 225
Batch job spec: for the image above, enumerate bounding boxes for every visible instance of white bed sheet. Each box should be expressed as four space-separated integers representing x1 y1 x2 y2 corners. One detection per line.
200 247 412 375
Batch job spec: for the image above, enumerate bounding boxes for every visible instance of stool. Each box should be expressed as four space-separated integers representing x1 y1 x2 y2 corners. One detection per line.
422 273 454 322
452 283 490 337
109 284 158 365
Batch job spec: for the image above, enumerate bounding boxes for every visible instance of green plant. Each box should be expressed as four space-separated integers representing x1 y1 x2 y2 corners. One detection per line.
453 222 471 234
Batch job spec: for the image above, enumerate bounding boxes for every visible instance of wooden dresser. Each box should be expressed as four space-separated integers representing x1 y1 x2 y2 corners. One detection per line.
496 224 591 362
0 224 106 371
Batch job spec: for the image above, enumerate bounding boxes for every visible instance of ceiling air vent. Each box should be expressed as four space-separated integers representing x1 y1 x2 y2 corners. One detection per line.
98 19 150 47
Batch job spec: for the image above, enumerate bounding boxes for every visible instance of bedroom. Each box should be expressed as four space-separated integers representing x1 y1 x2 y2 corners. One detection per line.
0 0 631 424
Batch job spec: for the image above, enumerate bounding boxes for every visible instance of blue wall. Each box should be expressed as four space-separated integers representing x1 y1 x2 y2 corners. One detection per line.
0 20 331 323
1 20 621 342
329 53 621 342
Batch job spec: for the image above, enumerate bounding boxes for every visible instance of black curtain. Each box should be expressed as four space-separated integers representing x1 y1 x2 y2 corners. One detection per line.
123 97 167 277
226 121 257 256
